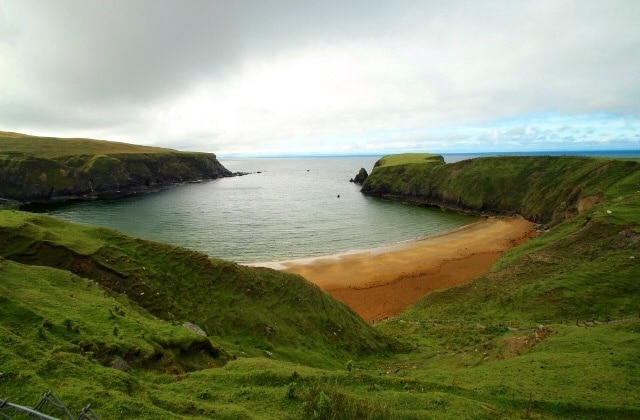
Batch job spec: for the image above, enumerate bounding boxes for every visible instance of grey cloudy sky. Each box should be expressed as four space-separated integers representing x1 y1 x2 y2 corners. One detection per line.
1 0 639 156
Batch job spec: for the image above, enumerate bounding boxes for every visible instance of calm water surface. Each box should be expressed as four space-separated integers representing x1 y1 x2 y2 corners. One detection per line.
24 157 476 263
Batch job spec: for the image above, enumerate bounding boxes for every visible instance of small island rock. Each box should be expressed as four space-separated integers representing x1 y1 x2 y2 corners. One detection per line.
350 168 369 185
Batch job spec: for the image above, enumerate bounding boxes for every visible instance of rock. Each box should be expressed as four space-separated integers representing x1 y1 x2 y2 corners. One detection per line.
183 321 208 337
350 168 369 185
110 357 130 372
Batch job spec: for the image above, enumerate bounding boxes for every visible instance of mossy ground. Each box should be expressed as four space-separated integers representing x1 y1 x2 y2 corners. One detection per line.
1 152 640 418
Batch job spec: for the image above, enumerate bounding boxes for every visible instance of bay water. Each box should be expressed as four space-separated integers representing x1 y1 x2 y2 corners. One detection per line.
23 156 476 263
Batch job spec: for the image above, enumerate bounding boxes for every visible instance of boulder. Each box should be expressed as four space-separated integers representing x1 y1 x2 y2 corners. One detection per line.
183 321 208 337
350 168 369 185
110 357 131 372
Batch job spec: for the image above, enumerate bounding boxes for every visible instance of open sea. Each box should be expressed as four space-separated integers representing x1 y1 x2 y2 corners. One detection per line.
22 151 639 263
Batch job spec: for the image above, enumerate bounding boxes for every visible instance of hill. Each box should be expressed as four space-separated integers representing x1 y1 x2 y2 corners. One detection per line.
0 131 232 203
0 209 402 417
1 151 639 418
365 153 640 416
361 153 640 320
0 210 396 363
362 153 639 225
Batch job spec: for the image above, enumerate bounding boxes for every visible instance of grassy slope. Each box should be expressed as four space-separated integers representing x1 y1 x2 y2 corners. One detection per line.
1 151 640 418
0 211 396 364
0 130 175 158
0 210 404 418
0 131 230 202
367 152 640 418
372 153 445 168
362 152 639 224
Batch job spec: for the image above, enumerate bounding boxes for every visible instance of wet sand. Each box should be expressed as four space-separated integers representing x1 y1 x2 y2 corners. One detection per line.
250 217 534 322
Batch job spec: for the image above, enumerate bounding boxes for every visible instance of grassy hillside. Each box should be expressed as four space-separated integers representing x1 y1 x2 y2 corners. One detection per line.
362 152 640 320
0 130 174 158
0 210 407 418
0 131 231 203
362 152 640 225
372 153 444 168
364 152 640 417
0 210 396 365
2 151 639 418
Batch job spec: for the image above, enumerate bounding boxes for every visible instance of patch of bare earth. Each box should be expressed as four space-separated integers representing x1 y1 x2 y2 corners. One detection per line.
498 325 553 359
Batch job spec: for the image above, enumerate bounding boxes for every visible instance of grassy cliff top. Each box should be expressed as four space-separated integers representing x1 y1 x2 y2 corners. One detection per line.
363 153 640 225
0 131 178 158
373 152 444 168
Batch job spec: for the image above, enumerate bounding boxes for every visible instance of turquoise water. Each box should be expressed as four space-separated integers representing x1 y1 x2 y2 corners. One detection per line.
23 156 476 263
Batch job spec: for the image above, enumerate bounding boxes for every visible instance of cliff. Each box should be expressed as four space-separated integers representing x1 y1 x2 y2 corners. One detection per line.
361 153 640 225
0 131 232 203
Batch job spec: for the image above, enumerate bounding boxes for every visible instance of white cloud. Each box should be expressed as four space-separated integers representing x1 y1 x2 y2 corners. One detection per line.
0 0 639 155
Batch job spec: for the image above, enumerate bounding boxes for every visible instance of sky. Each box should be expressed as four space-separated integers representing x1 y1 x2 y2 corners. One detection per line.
1 0 639 157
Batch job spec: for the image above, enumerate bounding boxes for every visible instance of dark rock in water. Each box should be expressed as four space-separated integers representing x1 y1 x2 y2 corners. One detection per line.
350 168 369 185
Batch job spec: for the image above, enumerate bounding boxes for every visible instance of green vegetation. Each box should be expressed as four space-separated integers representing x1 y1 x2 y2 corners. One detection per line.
0 130 174 158
372 153 444 168
0 131 231 203
2 150 640 418
0 211 396 365
363 153 640 225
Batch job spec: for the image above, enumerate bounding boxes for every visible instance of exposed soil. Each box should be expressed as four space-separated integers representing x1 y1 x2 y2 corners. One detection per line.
252 217 534 322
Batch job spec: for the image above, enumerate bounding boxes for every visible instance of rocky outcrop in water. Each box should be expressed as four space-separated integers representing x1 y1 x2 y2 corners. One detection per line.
350 168 369 185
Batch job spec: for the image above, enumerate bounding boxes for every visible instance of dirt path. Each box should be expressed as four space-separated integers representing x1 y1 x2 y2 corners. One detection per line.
251 217 534 322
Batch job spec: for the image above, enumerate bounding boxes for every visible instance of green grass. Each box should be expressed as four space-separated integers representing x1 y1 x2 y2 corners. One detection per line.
2 151 640 418
362 152 640 417
0 130 174 158
0 131 230 202
0 210 398 366
373 320 640 418
373 153 444 168
363 154 640 225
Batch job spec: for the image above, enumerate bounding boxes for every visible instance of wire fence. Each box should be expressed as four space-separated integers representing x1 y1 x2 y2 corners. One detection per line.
0 390 98 420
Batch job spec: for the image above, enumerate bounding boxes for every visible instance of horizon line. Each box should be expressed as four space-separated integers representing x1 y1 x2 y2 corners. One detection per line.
217 148 640 159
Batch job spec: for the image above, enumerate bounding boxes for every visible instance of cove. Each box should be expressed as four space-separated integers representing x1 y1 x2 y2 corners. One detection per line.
22 156 477 263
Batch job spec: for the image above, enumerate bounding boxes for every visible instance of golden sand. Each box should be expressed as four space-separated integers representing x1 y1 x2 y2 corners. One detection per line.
251 217 534 321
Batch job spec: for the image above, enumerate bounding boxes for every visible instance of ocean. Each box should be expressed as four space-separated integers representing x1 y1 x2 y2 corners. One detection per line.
22 156 475 263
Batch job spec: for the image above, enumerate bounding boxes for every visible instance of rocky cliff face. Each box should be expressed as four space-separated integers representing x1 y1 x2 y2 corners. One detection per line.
0 151 232 203
349 167 369 185
361 153 640 225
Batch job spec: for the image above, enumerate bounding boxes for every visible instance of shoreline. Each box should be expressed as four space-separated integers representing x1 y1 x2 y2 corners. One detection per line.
249 217 535 321
247 220 485 271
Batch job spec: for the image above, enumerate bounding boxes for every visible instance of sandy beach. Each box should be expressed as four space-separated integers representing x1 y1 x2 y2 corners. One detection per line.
251 217 534 322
